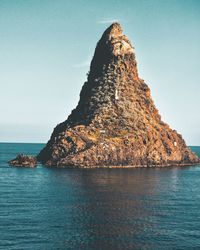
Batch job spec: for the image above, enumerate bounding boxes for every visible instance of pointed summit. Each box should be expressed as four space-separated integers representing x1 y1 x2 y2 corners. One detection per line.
90 23 135 74
36 23 199 167
103 22 123 38
100 22 135 56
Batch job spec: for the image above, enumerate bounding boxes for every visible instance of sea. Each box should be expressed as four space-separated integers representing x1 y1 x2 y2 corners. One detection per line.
0 143 200 250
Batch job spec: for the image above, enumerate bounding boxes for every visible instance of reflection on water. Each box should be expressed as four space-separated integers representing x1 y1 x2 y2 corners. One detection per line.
0 143 200 249
71 169 162 249
170 168 179 191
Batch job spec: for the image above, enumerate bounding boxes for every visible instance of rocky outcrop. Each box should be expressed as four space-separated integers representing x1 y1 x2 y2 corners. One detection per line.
9 154 37 167
35 23 199 167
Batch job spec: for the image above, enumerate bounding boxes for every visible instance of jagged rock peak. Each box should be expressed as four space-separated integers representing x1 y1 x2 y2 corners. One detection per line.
63 22 139 127
35 23 199 168
94 22 135 58
88 22 138 87
104 22 123 37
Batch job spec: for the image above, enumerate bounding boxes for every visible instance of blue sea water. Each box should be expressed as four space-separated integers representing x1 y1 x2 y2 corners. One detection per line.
0 143 200 250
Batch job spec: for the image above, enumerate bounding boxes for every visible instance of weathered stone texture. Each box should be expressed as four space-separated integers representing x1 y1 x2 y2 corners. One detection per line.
37 23 199 167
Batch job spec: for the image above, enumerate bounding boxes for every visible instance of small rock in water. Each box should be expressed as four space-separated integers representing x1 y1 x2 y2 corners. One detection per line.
9 154 37 167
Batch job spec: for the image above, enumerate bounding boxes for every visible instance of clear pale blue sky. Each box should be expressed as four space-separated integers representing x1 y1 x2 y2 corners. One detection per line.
0 0 199 145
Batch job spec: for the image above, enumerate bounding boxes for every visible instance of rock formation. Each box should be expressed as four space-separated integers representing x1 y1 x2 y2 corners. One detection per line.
16 23 200 168
9 154 37 167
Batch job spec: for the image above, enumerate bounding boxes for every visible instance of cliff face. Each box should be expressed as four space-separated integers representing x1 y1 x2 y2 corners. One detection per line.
37 23 199 167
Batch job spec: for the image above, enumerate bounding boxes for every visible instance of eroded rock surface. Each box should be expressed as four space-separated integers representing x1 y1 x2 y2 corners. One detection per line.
37 23 199 167
9 154 37 167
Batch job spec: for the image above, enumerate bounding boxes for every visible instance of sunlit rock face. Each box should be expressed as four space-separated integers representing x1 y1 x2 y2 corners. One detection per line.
37 23 199 168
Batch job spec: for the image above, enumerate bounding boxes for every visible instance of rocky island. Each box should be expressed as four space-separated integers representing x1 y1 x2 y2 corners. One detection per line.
9 154 37 167
10 23 199 168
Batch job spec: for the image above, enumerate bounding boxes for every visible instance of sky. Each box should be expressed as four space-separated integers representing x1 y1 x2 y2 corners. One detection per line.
0 0 199 145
